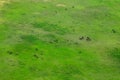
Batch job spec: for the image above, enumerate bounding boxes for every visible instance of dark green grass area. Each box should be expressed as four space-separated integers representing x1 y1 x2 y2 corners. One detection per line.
109 47 120 62
0 0 120 80
33 22 70 35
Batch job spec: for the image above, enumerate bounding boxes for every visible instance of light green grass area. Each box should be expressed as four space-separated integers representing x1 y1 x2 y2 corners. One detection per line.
0 0 120 80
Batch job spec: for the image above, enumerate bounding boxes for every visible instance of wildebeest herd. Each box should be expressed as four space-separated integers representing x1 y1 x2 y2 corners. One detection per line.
79 36 91 41
7 48 44 61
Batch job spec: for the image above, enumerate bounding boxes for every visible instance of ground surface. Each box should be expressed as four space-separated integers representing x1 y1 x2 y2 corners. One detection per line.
0 0 120 80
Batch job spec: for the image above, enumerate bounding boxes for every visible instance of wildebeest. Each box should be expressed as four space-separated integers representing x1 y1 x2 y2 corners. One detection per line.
112 29 116 33
15 53 19 55
55 11 58 14
54 39 58 43
65 8 68 11
79 36 84 40
35 48 38 51
86 37 91 41
72 6 75 8
74 42 79 45
33 54 39 59
78 51 82 54
43 6 46 8
7 51 13 55
49 41 53 43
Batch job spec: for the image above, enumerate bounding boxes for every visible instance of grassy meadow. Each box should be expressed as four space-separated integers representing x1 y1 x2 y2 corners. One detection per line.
0 0 120 80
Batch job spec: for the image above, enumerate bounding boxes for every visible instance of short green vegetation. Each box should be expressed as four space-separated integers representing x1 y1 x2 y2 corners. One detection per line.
0 0 120 80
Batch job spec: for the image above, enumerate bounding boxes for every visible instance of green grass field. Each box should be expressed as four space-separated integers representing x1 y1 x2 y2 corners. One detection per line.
0 0 120 80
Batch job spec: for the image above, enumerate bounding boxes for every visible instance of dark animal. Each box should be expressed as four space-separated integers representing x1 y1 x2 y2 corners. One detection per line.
33 54 39 59
54 39 58 43
74 42 79 45
72 6 75 8
49 41 53 44
112 29 116 33
78 51 82 54
43 6 46 8
55 11 58 14
7 51 13 55
35 48 38 51
15 53 19 55
65 8 68 11
86 37 91 41
79 36 84 40
66 40 70 42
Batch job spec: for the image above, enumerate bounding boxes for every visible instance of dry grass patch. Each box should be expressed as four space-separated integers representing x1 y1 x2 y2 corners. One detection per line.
43 0 51 2
0 0 10 8
56 3 66 7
